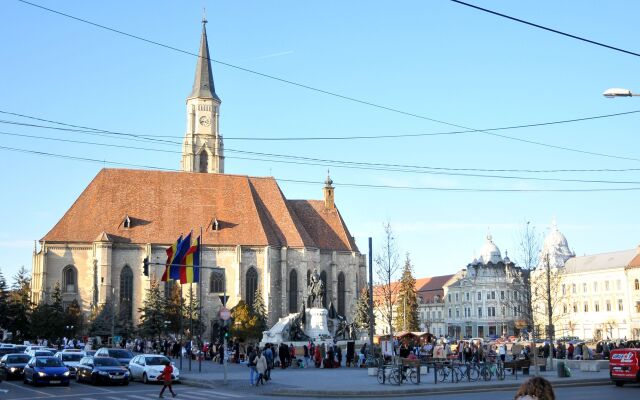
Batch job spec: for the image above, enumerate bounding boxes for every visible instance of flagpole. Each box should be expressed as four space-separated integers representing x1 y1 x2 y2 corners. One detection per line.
179 282 183 371
198 226 203 373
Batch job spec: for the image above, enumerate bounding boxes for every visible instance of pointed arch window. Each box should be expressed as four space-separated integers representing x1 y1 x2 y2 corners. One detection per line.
199 149 209 172
246 267 258 308
62 265 77 293
210 271 225 293
320 270 327 308
289 270 298 314
635 279 639 291
337 272 346 316
119 265 133 321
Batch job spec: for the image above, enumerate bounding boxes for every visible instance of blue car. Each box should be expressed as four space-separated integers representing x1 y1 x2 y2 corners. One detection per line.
23 356 70 386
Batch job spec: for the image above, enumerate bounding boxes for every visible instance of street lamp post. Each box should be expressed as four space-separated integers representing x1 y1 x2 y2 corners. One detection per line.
603 88 640 98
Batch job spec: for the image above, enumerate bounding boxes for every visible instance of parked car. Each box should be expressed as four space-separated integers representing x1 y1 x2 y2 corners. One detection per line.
94 348 134 366
128 354 180 384
23 345 45 353
76 356 129 385
13 345 27 353
54 351 84 378
84 350 96 357
26 350 54 358
0 348 16 358
22 356 70 386
0 353 31 379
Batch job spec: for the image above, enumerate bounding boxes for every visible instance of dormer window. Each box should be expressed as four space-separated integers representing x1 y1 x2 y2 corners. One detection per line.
123 215 131 229
211 218 219 231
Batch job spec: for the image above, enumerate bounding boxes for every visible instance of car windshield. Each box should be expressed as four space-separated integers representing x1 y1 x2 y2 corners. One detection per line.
7 355 30 363
34 351 53 357
36 358 63 367
108 350 133 359
145 356 170 365
15 346 27 352
62 353 83 361
95 358 121 366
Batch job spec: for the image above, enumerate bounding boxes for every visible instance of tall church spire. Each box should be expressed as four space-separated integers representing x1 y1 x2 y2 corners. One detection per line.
181 17 224 174
188 17 220 102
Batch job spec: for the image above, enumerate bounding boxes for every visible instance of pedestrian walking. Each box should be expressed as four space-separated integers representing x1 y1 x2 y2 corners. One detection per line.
158 361 177 398
255 349 268 385
247 346 258 385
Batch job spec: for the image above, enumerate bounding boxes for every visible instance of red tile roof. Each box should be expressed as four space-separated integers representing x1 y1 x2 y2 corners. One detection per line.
42 169 358 252
629 253 640 268
373 274 453 303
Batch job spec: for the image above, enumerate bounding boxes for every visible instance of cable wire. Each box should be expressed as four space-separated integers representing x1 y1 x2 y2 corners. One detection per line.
450 1 640 58
1 143 639 192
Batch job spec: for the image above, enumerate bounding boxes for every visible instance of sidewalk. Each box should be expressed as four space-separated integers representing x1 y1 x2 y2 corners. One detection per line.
178 359 612 397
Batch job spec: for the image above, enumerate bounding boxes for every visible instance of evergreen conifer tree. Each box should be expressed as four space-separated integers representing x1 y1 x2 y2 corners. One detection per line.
354 287 372 331
138 280 166 341
252 286 268 332
164 282 183 336
8 266 32 341
393 254 419 332
0 268 9 332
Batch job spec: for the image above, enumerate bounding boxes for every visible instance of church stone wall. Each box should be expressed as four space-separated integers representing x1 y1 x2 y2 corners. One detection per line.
42 245 93 314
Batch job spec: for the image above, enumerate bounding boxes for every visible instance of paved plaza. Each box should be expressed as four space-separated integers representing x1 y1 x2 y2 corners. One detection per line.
178 358 611 396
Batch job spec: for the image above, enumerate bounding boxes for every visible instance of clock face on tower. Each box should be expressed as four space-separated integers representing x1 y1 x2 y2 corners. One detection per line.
199 116 211 127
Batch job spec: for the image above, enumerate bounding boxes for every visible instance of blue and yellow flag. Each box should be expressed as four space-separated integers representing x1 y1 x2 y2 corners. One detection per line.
180 235 200 284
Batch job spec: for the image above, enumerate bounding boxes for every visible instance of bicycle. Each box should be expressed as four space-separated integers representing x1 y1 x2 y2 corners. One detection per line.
388 364 418 385
478 361 505 381
437 362 461 383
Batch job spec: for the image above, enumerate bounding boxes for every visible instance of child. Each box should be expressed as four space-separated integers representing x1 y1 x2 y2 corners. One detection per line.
158 360 176 398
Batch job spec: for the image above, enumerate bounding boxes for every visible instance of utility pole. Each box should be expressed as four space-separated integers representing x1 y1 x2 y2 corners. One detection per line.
368 238 374 358
545 254 554 371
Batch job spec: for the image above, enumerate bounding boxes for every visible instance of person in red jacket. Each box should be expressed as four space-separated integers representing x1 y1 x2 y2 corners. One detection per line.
158 361 176 398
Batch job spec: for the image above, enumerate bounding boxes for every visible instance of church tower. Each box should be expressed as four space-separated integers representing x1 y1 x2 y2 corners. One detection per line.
181 17 224 173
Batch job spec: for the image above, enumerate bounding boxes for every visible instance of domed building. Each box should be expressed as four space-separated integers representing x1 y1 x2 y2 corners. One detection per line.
443 234 526 339
531 220 640 341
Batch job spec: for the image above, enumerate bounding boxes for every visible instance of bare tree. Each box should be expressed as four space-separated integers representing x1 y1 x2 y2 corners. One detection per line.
514 221 540 334
531 254 569 340
373 222 401 350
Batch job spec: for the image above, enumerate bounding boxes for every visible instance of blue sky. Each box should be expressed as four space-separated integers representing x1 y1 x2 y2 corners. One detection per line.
1 0 640 281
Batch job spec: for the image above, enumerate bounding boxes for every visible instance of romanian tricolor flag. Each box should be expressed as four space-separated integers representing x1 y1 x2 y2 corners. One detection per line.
180 235 200 284
170 231 192 281
161 235 182 282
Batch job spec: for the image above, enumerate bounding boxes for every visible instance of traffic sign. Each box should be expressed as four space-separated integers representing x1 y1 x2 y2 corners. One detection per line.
219 307 231 321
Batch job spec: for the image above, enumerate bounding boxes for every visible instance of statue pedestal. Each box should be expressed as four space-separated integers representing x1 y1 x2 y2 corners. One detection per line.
305 308 331 340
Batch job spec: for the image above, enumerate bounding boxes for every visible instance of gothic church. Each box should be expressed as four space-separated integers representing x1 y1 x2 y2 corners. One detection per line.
30 20 366 338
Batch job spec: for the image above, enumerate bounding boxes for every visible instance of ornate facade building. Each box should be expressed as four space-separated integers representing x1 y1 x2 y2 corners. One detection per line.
443 235 526 339
30 20 366 339
532 222 640 340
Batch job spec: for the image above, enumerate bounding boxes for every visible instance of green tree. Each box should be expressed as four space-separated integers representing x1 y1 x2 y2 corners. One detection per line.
164 283 183 336
7 266 32 341
49 282 66 339
88 303 114 337
252 286 267 333
184 285 205 339
354 287 371 331
393 254 419 332
230 300 261 342
0 268 9 333
64 299 84 337
138 280 166 340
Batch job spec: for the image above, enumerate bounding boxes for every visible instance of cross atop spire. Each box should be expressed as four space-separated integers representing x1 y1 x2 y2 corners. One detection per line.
188 17 220 102
202 7 207 25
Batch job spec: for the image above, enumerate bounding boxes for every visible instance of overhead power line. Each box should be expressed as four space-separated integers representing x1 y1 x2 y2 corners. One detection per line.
450 0 640 58
3 109 640 168
4 128 640 185
5 125 640 179
1 143 639 193
17 0 640 158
